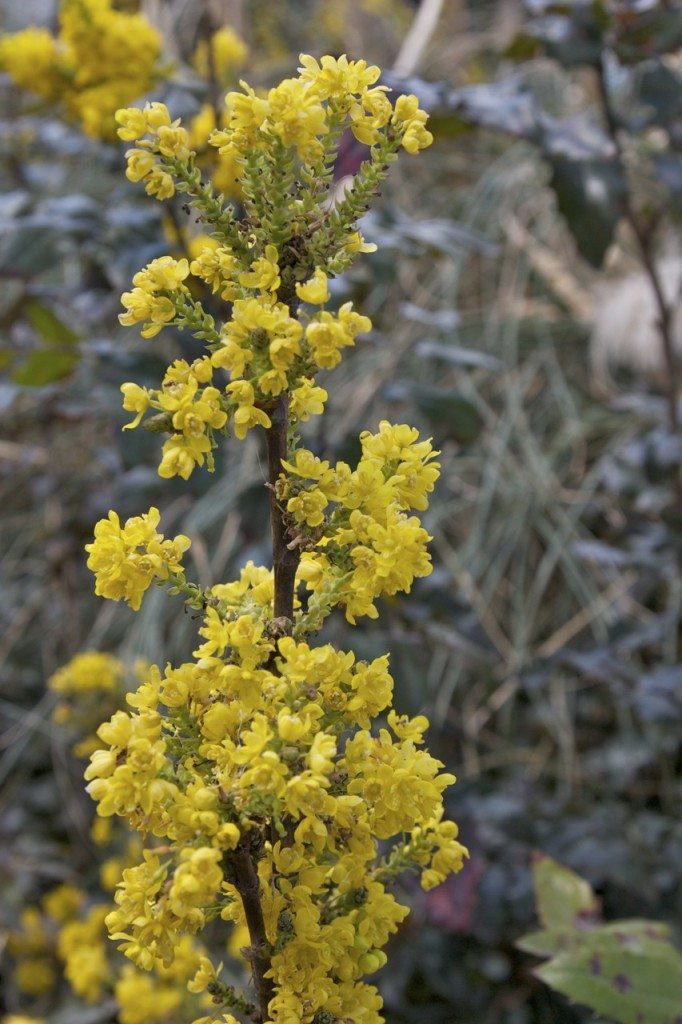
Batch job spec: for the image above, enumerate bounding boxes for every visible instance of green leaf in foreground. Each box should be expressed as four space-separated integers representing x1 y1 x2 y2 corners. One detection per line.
536 940 682 1024
533 853 599 931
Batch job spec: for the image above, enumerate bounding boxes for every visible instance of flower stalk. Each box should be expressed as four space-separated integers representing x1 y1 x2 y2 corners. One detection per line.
83 54 467 1024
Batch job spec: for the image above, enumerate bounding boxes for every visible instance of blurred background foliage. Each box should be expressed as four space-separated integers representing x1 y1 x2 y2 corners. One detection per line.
1 1 681 1023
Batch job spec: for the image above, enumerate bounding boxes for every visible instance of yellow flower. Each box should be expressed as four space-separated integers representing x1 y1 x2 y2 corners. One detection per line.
143 166 175 200
308 732 336 774
290 379 327 421
58 907 111 1002
120 382 150 429
350 87 393 146
134 256 190 292
287 487 328 528
392 93 434 153
345 230 378 254
115 964 183 1024
190 245 238 300
187 955 220 994
295 268 330 305
226 380 271 439
85 507 190 610
158 434 212 480
265 77 327 160
124 148 155 184
305 304 371 370
239 244 281 292
41 883 84 924
298 53 381 101
116 107 149 141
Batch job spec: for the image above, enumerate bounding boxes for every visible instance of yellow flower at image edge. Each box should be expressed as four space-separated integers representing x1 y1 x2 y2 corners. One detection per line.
2 1017 46 1024
85 507 190 610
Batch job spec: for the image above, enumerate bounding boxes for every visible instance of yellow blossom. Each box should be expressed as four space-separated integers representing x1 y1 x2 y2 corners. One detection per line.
85 507 190 610
239 244 281 292
295 268 330 305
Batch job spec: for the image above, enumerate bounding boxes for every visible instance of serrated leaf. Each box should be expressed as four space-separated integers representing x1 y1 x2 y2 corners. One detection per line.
534 854 599 931
536 940 682 1024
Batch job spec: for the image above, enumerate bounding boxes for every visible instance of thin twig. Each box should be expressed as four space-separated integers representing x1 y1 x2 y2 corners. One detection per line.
596 54 680 433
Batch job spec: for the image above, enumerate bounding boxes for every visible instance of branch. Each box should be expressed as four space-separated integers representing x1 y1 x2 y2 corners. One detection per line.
230 849 274 1022
597 54 680 433
266 396 300 622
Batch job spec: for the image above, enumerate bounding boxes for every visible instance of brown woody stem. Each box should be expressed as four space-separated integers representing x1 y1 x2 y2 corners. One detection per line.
266 396 300 621
231 850 274 1022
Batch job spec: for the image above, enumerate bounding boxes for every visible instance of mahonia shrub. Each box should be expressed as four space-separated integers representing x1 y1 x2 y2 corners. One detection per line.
0 0 163 140
83 54 467 1024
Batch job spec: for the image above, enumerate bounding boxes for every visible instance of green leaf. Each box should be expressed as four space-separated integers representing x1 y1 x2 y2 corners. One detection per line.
533 854 599 931
536 938 682 1024
517 929 571 957
548 157 625 267
25 301 78 348
518 920 672 959
13 348 79 386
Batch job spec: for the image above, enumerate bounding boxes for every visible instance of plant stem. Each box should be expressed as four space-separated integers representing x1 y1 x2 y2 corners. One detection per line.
266 396 300 622
596 54 680 433
231 850 274 1022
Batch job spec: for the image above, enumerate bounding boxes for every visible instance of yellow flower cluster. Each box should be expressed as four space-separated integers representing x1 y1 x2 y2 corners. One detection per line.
210 53 432 164
115 234 369 474
281 420 440 622
49 650 122 695
85 507 190 610
122 354 229 479
0 0 162 140
58 906 111 1002
115 937 204 1024
84 623 465 1019
80 53 462 1024
6 879 206 1023
6 906 57 996
120 256 191 338
49 650 126 757
111 58 432 479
